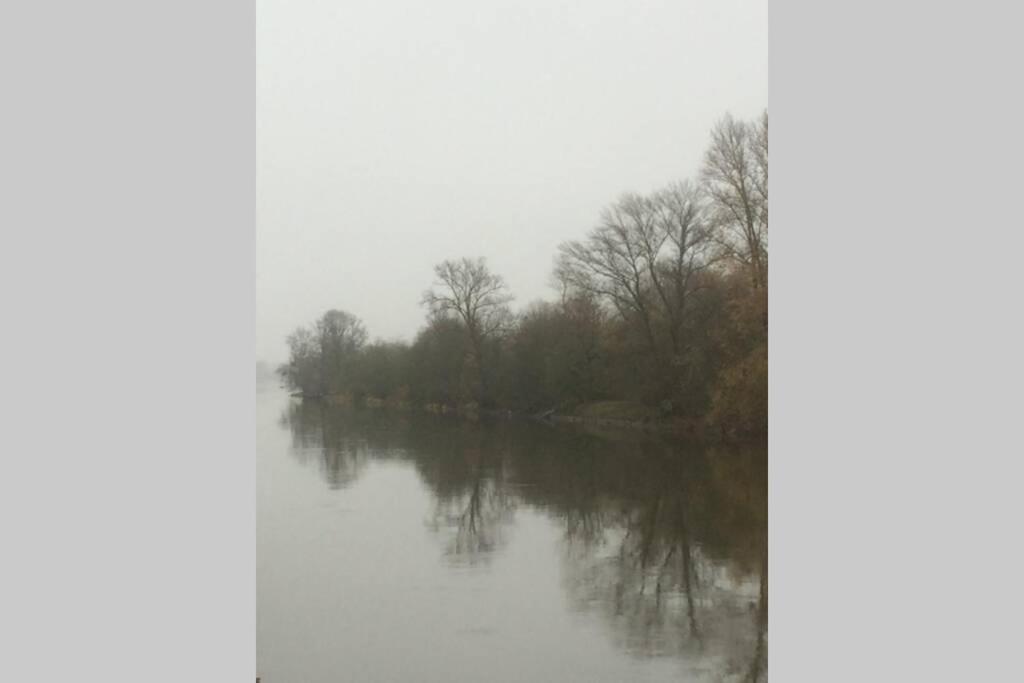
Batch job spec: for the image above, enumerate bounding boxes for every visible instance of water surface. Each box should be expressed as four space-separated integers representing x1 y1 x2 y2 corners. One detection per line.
257 385 766 682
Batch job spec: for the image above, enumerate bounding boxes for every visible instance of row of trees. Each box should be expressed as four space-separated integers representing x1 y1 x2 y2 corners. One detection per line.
278 111 767 437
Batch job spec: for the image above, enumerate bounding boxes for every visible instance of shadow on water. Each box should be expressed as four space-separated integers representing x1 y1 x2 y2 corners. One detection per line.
280 398 767 682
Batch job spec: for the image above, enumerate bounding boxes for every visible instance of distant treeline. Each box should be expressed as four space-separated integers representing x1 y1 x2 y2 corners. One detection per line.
278 111 767 438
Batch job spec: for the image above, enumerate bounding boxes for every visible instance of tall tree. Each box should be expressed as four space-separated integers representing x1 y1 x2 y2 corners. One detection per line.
650 180 715 362
422 257 513 404
555 193 663 357
555 184 716 411
700 112 768 290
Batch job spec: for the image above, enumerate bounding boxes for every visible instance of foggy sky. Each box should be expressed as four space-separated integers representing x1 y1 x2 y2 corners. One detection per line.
257 0 767 363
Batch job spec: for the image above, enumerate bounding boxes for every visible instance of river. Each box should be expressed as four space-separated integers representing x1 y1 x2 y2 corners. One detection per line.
257 383 766 682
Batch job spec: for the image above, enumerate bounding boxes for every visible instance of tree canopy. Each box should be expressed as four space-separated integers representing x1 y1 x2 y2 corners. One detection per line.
278 111 767 437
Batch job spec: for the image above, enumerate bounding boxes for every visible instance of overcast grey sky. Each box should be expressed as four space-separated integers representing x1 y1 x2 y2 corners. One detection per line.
257 0 767 363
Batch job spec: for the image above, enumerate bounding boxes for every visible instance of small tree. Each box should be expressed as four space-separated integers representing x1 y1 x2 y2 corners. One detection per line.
408 316 469 406
315 309 367 393
281 326 322 396
280 309 367 397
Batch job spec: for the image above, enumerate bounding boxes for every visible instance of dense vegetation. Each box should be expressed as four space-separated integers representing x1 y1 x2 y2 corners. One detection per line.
278 111 767 438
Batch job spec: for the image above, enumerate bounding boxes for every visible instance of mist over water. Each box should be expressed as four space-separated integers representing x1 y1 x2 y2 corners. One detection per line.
257 383 766 682
257 2 769 679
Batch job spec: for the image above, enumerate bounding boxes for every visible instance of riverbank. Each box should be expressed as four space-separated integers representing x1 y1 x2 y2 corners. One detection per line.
288 391 760 443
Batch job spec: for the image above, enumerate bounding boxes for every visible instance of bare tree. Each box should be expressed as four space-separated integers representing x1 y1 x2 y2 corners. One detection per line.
315 309 367 392
282 325 322 396
421 257 513 403
556 193 663 356
555 185 716 406
279 310 368 397
701 112 768 290
316 310 367 356
651 181 715 362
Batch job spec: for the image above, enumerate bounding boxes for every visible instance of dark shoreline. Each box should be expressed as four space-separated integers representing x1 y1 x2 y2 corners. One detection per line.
286 390 765 445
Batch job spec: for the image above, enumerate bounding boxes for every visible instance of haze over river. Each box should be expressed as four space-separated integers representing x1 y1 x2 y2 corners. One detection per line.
257 382 766 682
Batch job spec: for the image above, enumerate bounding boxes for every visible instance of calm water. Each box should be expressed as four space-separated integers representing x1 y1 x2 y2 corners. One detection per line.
257 384 766 682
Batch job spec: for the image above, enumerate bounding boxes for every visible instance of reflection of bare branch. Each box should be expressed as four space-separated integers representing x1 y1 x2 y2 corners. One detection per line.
279 401 368 489
277 399 767 679
743 548 768 683
564 506 607 551
558 455 767 674
429 448 516 562
677 499 703 646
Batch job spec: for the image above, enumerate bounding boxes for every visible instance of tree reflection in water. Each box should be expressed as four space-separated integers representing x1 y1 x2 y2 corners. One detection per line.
553 438 767 682
281 400 370 489
428 445 516 561
280 399 767 681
